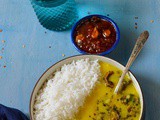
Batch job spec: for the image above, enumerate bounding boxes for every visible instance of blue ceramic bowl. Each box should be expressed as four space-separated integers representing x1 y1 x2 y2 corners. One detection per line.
71 15 120 55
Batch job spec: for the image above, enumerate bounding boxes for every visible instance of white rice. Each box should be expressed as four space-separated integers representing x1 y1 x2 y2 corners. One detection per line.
33 58 100 120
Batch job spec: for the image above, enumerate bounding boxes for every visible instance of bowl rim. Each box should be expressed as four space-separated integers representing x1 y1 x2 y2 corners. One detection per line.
29 55 144 120
71 14 120 55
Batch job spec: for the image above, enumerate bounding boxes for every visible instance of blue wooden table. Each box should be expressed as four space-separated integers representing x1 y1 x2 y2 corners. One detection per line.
0 0 160 119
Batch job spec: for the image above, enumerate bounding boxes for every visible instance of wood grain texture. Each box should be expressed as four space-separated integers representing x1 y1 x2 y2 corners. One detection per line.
0 0 160 119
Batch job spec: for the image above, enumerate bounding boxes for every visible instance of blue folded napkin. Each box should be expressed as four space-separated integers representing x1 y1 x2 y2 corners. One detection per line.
0 104 29 120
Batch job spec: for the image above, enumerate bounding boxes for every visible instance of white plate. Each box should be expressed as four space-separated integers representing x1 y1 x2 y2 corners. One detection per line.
30 55 144 120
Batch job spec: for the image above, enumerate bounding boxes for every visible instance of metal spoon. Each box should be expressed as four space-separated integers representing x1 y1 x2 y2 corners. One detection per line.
114 31 149 94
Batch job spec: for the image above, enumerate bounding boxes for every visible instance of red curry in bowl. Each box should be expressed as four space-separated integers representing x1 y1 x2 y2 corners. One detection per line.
73 16 118 54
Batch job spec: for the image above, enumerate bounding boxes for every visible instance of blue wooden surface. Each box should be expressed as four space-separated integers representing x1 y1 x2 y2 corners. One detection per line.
0 0 160 119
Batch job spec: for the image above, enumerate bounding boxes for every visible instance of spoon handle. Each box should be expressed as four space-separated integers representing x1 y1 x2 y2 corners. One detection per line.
114 31 149 94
